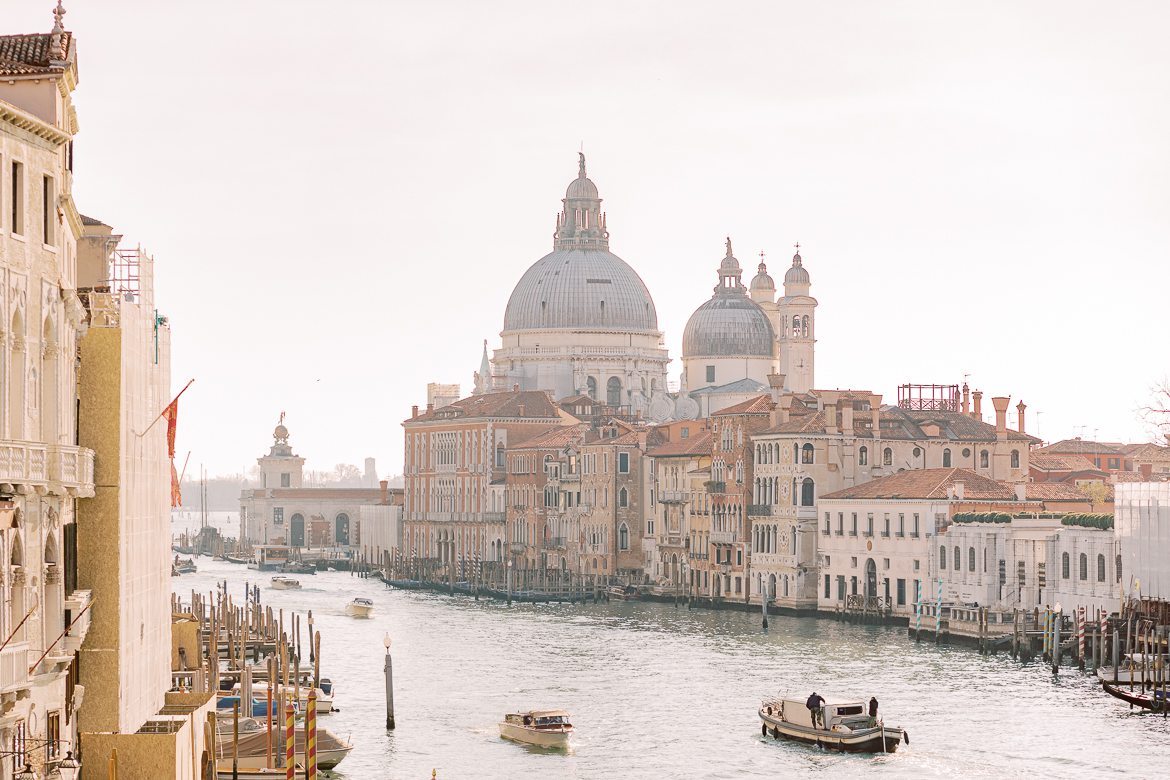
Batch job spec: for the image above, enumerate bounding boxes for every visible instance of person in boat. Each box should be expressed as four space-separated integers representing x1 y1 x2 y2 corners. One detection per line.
869 696 879 718
806 692 825 729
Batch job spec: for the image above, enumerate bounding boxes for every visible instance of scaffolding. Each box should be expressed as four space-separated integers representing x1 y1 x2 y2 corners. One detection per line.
898 383 959 412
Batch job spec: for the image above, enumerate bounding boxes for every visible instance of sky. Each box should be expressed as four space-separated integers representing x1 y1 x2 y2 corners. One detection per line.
9 1 1169 476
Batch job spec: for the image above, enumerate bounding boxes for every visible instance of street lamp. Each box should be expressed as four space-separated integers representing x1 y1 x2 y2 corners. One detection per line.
56 752 80 780
15 762 38 780
383 632 391 654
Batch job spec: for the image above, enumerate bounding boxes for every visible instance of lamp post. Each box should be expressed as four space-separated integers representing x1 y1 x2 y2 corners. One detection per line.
383 632 395 730
506 560 513 606
15 762 38 780
57 751 80 780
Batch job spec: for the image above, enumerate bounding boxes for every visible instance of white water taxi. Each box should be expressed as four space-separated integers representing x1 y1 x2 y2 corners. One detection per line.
344 597 375 618
269 576 301 590
499 710 573 748
759 695 906 753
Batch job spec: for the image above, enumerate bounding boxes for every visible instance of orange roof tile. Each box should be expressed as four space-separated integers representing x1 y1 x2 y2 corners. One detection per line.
820 468 1018 501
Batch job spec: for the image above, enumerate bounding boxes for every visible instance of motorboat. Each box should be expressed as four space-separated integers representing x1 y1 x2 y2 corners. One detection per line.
606 585 640 601
230 682 333 714
173 556 197 575
281 561 316 575
759 695 906 753
499 710 573 748
1102 681 1168 712
269 576 301 590
344 598 375 618
213 716 352 770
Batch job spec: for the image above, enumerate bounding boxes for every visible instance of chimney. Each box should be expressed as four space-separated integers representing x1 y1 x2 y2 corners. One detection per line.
411 405 419 418
991 396 1010 440
426 402 434 414
842 395 855 433
869 394 882 437
972 391 983 419
1014 482 1026 501
767 373 785 404
777 395 793 425
380 479 389 504
822 391 841 435
961 383 970 415
953 481 965 501
1140 463 1152 480
1016 400 1027 433
518 404 525 417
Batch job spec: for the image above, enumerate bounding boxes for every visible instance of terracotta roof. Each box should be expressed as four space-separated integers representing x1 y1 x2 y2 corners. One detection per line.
1109 471 1148 484
712 394 773 416
820 468 1018 501
760 405 1038 443
1038 439 1125 455
405 389 561 423
1030 454 1101 472
0 32 73 76
647 431 713 458
509 425 584 450
1023 482 1089 501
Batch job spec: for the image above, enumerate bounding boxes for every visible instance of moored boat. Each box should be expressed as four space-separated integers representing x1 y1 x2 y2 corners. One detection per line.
1097 654 1170 685
344 597 375 618
214 716 352 769
499 710 573 748
758 695 906 753
1102 681 1168 711
269 576 301 590
606 585 639 601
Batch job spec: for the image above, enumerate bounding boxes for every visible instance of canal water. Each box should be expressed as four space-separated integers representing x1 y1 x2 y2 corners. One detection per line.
172 555 1169 779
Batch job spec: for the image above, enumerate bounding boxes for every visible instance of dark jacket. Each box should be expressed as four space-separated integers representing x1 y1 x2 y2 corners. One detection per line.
806 694 825 711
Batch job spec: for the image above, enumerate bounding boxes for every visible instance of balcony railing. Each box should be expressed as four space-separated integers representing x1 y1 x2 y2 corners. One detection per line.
710 530 737 544
660 490 687 503
0 442 95 496
0 641 30 694
64 589 94 654
747 504 772 517
542 537 567 550
482 512 506 523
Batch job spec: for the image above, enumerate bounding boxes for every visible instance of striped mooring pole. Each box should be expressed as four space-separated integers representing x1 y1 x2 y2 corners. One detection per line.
284 701 295 780
934 579 943 638
1078 606 1086 665
914 580 922 635
306 688 318 779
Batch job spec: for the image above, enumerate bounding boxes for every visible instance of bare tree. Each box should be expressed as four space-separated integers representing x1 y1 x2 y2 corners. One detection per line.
1139 380 1170 444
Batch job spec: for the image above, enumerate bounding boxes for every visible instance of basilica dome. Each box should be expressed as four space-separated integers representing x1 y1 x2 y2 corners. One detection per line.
503 248 658 332
682 240 775 357
502 153 658 334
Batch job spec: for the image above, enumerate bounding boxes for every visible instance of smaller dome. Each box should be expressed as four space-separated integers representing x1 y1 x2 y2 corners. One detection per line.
274 424 289 441
751 261 774 291
566 176 599 200
784 252 810 286
719 236 741 274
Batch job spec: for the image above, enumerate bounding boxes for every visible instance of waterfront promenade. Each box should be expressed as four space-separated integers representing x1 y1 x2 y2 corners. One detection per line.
175 558 1169 779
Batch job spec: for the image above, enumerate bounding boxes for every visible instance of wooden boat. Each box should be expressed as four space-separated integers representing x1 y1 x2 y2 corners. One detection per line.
269 576 301 590
173 556 197 575
344 597 375 618
759 695 905 753
214 716 352 769
216 763 301 779
1102 681 1168 711
1097 654 1170 685
225 554 252 565
606 585 640 601
499 710 573 748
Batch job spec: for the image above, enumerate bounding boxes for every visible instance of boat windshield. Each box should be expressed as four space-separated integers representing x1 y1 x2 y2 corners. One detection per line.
535 716 567 725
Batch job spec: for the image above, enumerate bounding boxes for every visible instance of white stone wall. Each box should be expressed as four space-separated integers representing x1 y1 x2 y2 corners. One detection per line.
1115 482 1170 600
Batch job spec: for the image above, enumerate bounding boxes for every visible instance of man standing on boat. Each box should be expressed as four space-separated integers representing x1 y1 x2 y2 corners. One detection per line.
869 697 879 718
806 692 825 729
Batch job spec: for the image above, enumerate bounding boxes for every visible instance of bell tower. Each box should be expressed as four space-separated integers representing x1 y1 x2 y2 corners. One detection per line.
778 245 817 394
258 413 304 489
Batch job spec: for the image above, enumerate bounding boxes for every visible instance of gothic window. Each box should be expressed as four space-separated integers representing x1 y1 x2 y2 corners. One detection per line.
859 446 868 466
618 488 628 508
801 443 814 464
618 523 629 550
942 449 952 468
800 478 814 507
607 377 622 406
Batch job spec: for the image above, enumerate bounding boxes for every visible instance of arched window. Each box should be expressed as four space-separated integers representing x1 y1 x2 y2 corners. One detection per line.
1079 553 1088 581
859 446 868 466
968 546 975 572
290 514 305 547
800 478 814 507
939 545 947 570
618 487 628 508
618 523 629 551
801 315 810 337
1116 554 1122 583
882 448 892 466
793 443 799 463
607 377 622 407
586 376 597 400
1062 552 1070 579
495 444 505 468
1097 554 1106 582
335 513 351 545
942 449 952 468
801 443 814 464
1010 449 1020 469
954 547 961 573
980 450 989 468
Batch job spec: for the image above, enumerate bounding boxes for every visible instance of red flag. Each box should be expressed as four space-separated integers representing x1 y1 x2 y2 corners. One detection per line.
161 398 179 460
171 461 182 509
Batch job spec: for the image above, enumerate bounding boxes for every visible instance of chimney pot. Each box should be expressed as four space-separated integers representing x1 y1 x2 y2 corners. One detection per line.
972 391 983 419
411 404 419 418
954 481 965 500
1016 400 1027 433
961 383 970 415
1014 482 1026 501
426 402 434 413
991 396 1010 440
380 479 389 503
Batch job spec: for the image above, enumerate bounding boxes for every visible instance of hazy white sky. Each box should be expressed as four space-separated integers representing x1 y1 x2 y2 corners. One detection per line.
12 1 1169 476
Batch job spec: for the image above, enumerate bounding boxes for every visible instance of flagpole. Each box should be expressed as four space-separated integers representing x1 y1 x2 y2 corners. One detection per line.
140 378 194 437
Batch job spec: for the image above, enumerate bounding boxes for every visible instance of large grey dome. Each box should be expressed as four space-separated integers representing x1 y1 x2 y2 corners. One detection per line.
503 248 659 332
683 294 774 357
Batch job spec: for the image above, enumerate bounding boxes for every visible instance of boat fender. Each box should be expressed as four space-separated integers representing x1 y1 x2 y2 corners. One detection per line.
761 723 767 736
903 730 910 745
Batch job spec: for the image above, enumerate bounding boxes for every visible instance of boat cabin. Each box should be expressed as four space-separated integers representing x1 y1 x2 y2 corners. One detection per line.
253 545 294 570
765 697 872 732
503 710 572 730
